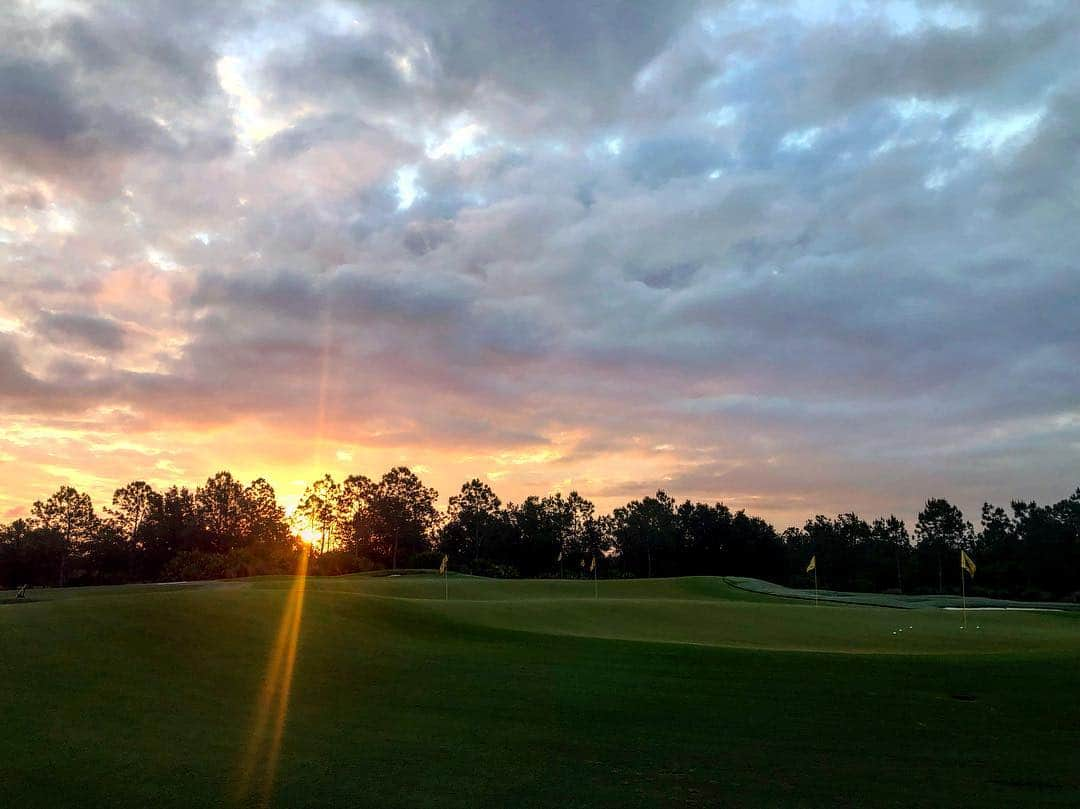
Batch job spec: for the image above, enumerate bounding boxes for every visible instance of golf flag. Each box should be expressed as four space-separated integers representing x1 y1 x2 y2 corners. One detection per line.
557 549 563 562
589 556 596 573
439 554 448 574
960 549 975 578
806 555 816 573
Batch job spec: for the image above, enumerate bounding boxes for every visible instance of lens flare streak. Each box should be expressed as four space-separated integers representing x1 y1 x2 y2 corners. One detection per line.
234 552 309 806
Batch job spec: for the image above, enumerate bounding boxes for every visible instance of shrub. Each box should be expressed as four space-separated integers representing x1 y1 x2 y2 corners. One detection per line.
161 550 229 582
311 550 374 577
408 550 445 570
466 558 519 579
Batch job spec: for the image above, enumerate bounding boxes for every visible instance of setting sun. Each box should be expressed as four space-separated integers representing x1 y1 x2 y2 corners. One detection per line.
296 527 320 546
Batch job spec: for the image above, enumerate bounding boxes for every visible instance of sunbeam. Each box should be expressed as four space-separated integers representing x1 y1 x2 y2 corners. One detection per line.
234 551 309 806
311 309 334 474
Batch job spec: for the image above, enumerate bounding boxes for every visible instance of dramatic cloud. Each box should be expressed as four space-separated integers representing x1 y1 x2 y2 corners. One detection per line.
1 0 1077 526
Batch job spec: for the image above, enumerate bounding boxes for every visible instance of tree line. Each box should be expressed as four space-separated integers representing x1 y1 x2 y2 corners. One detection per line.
2 467 1077 600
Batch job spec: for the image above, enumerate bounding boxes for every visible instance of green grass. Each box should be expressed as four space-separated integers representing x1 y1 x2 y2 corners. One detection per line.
727 576 1080 611
3 574 1079 807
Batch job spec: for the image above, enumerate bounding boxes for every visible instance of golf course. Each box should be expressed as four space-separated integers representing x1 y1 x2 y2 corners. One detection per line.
3 573 1079 808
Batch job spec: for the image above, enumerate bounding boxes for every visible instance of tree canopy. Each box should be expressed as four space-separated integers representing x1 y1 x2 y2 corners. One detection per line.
2 471 1077 601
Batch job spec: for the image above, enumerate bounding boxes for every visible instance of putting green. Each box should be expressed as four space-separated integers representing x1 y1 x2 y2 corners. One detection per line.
3 574 1078 807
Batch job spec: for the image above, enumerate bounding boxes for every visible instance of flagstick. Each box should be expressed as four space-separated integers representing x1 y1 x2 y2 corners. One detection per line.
444 569 448 601
594 565 598 600
960 561 966 630
814 568 819 606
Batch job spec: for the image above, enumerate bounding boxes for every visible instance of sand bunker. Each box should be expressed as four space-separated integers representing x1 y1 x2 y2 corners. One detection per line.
943 606 1064 612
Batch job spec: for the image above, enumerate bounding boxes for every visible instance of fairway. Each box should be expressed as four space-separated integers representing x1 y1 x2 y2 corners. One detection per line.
3 574 1079 808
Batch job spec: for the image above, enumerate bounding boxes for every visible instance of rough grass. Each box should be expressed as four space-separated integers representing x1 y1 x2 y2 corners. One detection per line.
3 574 1079 808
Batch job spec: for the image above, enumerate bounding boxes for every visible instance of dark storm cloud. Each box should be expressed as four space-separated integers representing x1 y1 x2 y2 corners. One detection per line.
55 8 224 100
799 18 1071 113
266 29 414 105
384 0 700 127
36 311 129 351
189 265 553 371
0 53 231 191
1 0 1078 524
0 59 89 143
0 2 237 192
0 333 125 415
0 336 43 400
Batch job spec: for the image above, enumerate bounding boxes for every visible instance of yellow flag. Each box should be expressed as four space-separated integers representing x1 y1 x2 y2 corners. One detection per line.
960 550 975 578
589 556 596 573
439 554 448 575
806 555 816 573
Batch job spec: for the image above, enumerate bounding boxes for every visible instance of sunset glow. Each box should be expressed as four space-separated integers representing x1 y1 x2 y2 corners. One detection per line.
2 0 1078 529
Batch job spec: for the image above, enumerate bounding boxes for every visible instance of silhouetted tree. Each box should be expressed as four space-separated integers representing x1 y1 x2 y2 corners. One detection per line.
610 491 680 577
1011 490 1080 599
241 478 291 547
915 498 972 594
335 474 374 551
677 500 730 575
351 467 439 569
150 485 199 569
30 486 97 585
439 479 513 571
195 472 246 553
3 471 1079 599
296 474 341 554
569 492 607 558
0 519 65 587
510 495 567 577
107 481 161 579
870 515 910 592
730 509 784 581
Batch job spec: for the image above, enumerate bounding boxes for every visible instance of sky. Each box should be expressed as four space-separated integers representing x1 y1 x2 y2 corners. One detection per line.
1 0 1078 529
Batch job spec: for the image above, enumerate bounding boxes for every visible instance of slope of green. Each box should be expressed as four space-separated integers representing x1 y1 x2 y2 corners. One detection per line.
310 571 775 602
727 576 1080 611
3 575 1079 808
